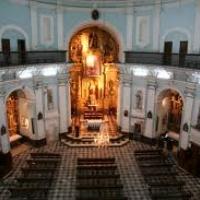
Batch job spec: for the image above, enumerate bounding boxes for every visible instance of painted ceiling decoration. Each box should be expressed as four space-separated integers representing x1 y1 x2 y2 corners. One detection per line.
19 0 184 8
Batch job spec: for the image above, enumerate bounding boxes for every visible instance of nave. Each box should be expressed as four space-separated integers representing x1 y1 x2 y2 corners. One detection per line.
0 141 200 200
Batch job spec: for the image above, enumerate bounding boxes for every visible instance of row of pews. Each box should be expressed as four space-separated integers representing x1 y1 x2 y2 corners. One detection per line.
76 157 127 200
135 149 192 200
9 152 61 200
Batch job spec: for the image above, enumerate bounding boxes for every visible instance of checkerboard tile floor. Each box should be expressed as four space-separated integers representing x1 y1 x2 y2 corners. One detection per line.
0 141 200 200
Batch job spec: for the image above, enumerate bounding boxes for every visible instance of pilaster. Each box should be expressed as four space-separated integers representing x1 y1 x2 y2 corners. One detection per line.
66 73 71 128
144 77 157 138
193 0 200 53
121 73 132 133
126 6 134 50
30 1 38 49
153 0 161 52
180 84 196 150
57 5 64 50
0 87 10 154
33 76 46 140
58 73 68 133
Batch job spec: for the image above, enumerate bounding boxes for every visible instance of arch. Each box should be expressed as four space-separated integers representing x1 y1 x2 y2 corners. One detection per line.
156 86 185 105
66 20 124 62
5 86 35 102
0 24 30 51
155 87 184 138
160 27 191 53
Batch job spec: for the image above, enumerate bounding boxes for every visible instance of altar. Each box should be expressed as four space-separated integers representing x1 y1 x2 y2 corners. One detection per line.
87 119 102 131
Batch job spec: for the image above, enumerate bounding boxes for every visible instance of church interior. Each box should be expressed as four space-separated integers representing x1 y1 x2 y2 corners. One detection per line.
1 0 200 199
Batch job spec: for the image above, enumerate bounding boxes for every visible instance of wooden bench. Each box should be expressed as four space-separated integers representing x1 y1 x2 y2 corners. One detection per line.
142 171 177 176
10 187 50 197
77 164 117 170
76 188 125 198
135 154 163 161
150 191 192 200
77 184 123 189
27 158 60 164
30 152 61 158
149 180 184 187
77 178 121 187
22 166 55 171
77 174 120 179
78 157 115 163
139 162 174 167
135 149 162 154
17 177 55 183
76 197 128 200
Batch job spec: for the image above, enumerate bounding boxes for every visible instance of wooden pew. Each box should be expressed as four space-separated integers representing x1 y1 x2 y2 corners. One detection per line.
150 190 192 200
30 152 61 159
10 187 49 198
135 154 163 161
77 164 117 169
138 162 174 167
135 149 162 154
17 177 54 183
77 157 115 164
26 158 60 165
76 174 120 179
76 197 128 200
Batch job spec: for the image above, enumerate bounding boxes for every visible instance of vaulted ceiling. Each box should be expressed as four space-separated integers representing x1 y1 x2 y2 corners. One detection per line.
28 0 184 8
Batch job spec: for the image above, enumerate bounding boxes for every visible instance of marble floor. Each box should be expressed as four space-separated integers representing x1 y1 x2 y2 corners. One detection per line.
0 140 200 200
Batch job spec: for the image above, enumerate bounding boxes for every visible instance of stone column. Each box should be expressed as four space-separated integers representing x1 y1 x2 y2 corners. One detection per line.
180 85 195 150
58 74 68 134
144 78 157 139
121 74 132 133
66 74 71 129
33 76 46 141
0 88 10 154
117 73 123 128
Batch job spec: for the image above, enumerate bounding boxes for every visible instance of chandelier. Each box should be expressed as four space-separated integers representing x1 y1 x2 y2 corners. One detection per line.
94 122 110 147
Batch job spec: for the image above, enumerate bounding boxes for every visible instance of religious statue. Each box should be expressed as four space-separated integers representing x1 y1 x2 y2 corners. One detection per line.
135 90 143 110
89 31 98 49
87 81 98 110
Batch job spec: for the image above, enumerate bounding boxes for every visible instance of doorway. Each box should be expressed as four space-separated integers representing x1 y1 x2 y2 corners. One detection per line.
156 89 183 135
6 89 33 154
179 41 188 66
1 39 10 65
18 39 26 64
163 41 172 65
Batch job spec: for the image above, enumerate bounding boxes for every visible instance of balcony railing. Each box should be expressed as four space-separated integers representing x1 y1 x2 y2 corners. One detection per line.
125 51 200 69
0 51 66 67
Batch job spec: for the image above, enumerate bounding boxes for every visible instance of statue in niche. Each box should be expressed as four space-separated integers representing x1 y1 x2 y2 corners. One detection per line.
135 90 143 110
95 84 99 99
104 38 115 63
89 31 98 49
108 80 115 96
70 38 82 63
47 89 54 110
87 81 97 108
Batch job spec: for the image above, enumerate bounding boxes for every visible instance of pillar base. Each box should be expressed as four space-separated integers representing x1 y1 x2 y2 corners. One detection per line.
139 135 157 145
178 143 200 177
0 151 12 178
